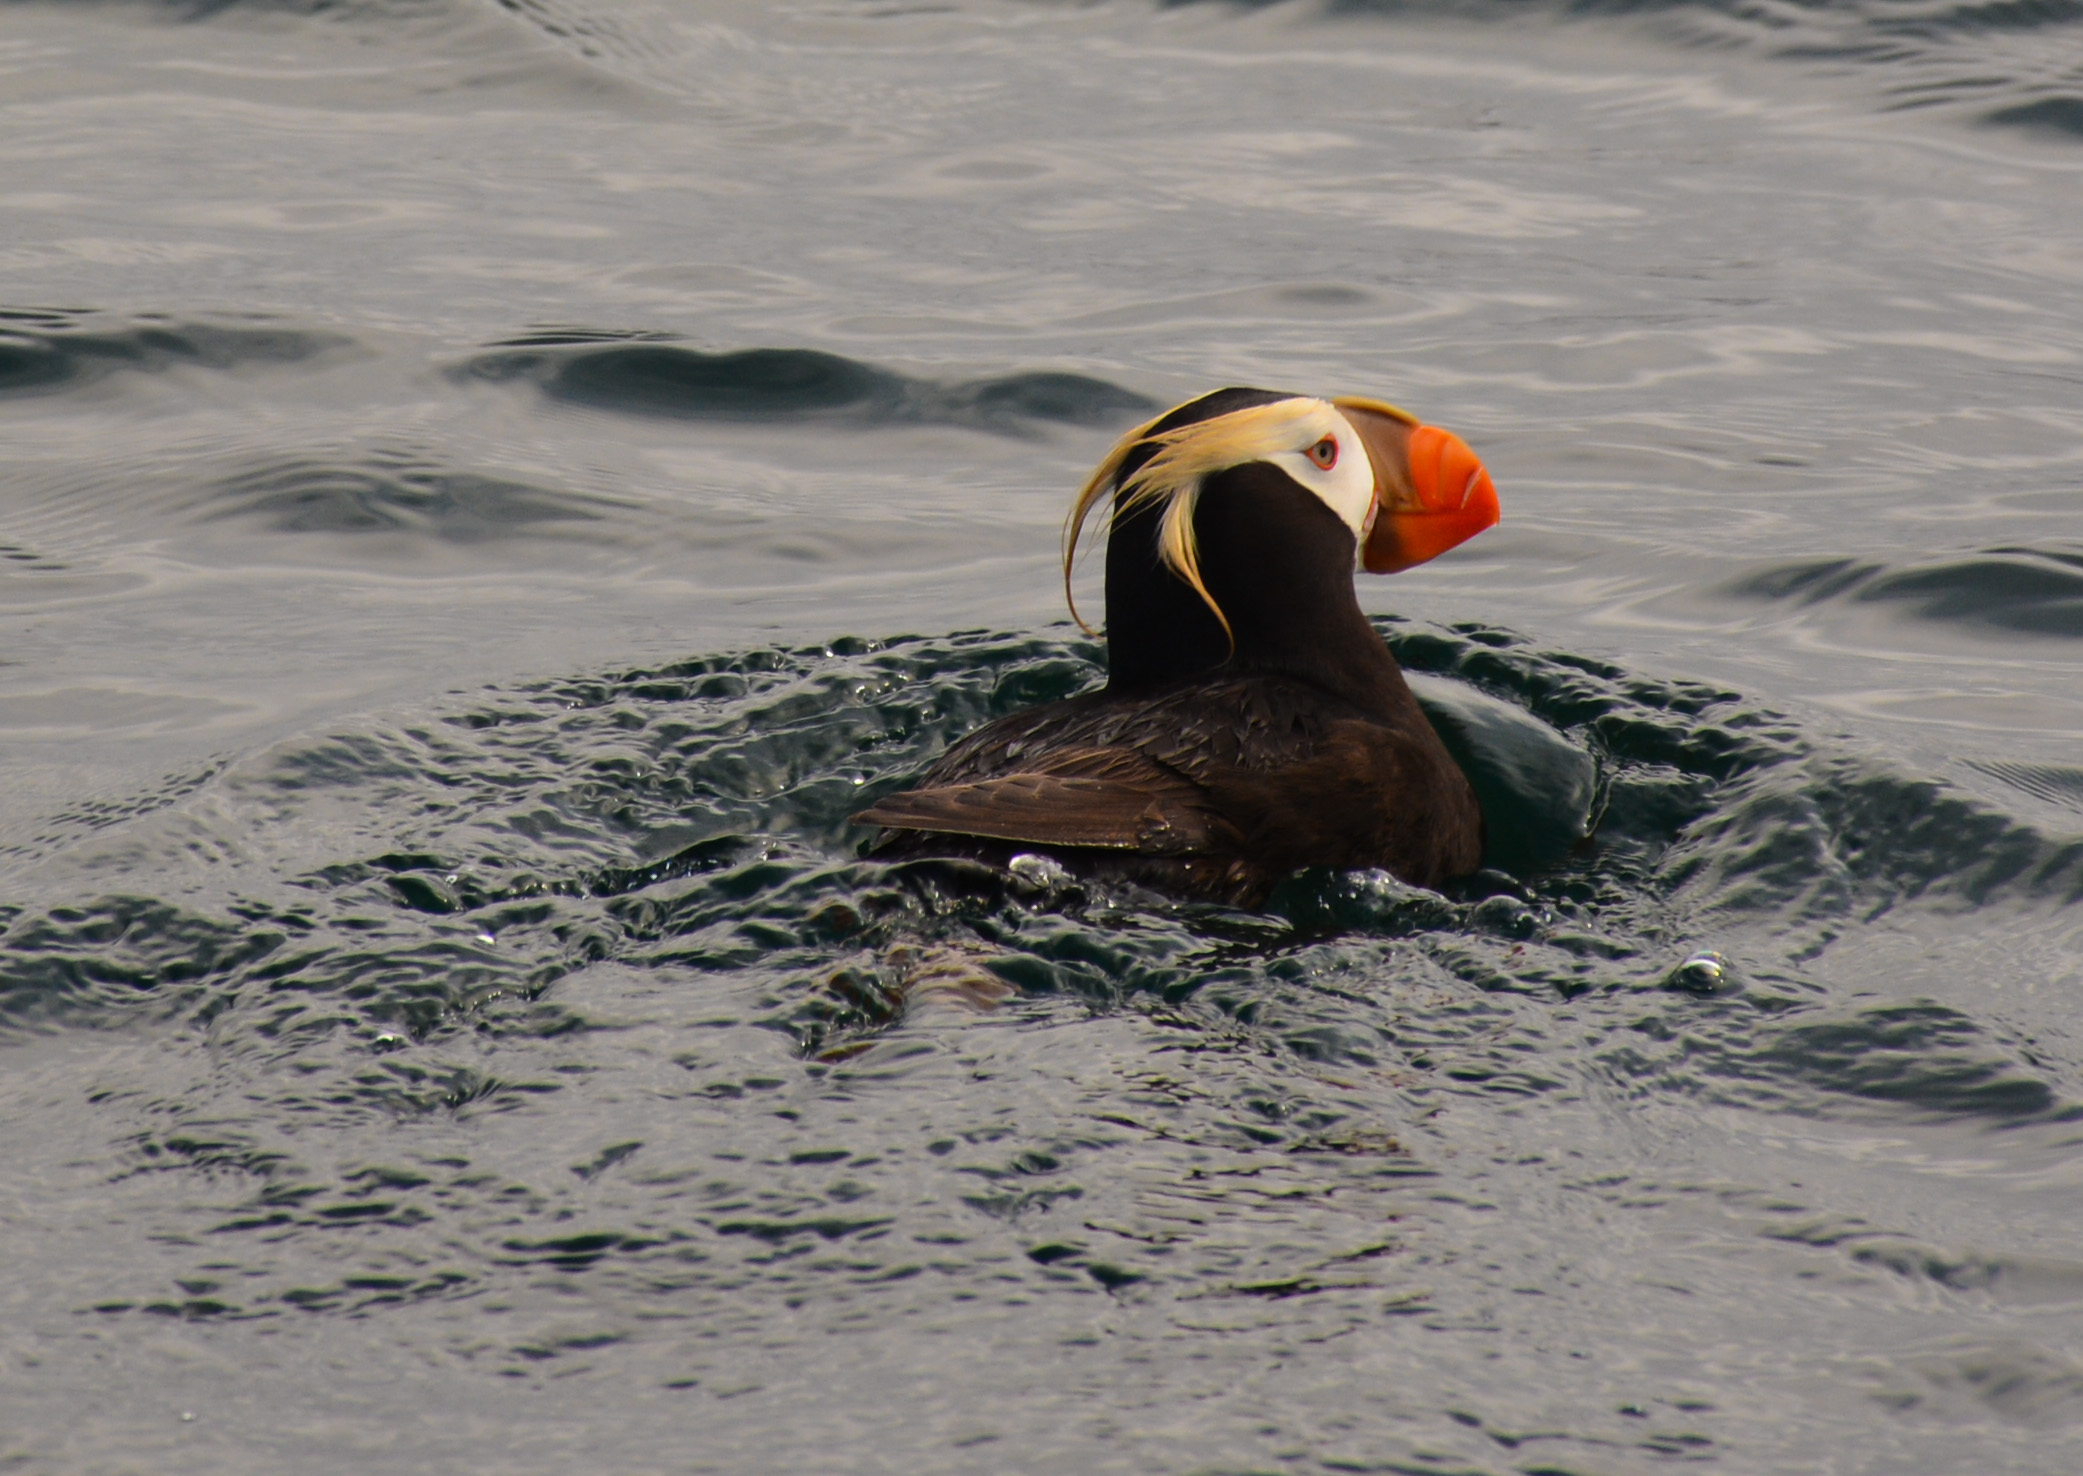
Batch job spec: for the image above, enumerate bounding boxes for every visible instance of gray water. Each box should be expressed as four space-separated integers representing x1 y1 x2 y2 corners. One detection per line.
3 1 2082 1471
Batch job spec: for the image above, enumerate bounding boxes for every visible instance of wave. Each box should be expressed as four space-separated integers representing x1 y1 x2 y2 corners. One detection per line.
1724 545 2083 639
453 331 1156 433
202 449 627 542
1985 94 2083 135
0 0 451 17
0 308 356 399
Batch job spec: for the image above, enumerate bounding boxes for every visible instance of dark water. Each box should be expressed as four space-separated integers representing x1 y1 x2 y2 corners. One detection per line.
4 1 2082 1471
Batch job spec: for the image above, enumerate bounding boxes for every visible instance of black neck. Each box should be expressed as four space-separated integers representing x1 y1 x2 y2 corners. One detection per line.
1103 462 1413 718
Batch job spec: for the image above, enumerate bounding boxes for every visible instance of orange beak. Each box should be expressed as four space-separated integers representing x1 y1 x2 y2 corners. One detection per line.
1332 396 1500 574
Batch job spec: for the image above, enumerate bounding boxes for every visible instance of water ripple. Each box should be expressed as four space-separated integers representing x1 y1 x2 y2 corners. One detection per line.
1726 544 2083 639
454 332 1155 432
0 307 355 398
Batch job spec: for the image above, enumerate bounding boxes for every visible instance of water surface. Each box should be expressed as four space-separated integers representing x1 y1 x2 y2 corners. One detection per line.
3 2 2082 1471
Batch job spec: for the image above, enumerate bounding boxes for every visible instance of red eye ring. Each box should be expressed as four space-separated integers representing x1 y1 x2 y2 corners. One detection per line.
1306 437 1337 470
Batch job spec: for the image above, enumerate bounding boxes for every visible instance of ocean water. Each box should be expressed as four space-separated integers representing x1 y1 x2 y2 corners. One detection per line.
2 1 2081 1471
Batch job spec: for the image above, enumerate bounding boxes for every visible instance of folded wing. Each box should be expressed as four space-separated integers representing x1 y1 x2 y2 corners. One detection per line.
853 743 1223 853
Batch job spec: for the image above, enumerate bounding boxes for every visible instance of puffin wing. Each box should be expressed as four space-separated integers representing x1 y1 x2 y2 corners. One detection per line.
853 744 1222 853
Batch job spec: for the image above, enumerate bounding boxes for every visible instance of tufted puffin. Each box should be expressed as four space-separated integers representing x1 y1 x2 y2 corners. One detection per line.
853 386 1501 906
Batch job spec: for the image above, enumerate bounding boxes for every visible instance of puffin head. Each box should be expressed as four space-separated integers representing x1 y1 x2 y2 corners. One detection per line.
1065 387 1498 691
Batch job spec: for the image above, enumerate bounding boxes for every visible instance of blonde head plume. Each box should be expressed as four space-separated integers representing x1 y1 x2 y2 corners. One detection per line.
1061 397 1341 640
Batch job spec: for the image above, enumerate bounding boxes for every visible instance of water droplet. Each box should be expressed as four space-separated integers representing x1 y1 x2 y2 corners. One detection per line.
1664 952 1735 996
1008 853 1070 891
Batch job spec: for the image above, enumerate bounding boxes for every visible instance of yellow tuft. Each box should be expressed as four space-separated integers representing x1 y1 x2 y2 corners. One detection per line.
1061 397 1343 640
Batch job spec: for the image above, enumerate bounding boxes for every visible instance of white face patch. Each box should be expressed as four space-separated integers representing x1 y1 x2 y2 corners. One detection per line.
1262 405 1375 561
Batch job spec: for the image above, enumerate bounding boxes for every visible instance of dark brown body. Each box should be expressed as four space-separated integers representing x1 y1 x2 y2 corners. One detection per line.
857 388 1484 905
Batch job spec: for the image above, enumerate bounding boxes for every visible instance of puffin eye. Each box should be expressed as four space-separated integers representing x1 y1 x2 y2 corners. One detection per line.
1306 437 1338 470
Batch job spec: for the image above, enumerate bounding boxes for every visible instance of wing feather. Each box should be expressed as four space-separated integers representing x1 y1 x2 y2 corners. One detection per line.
853 745 1222 853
